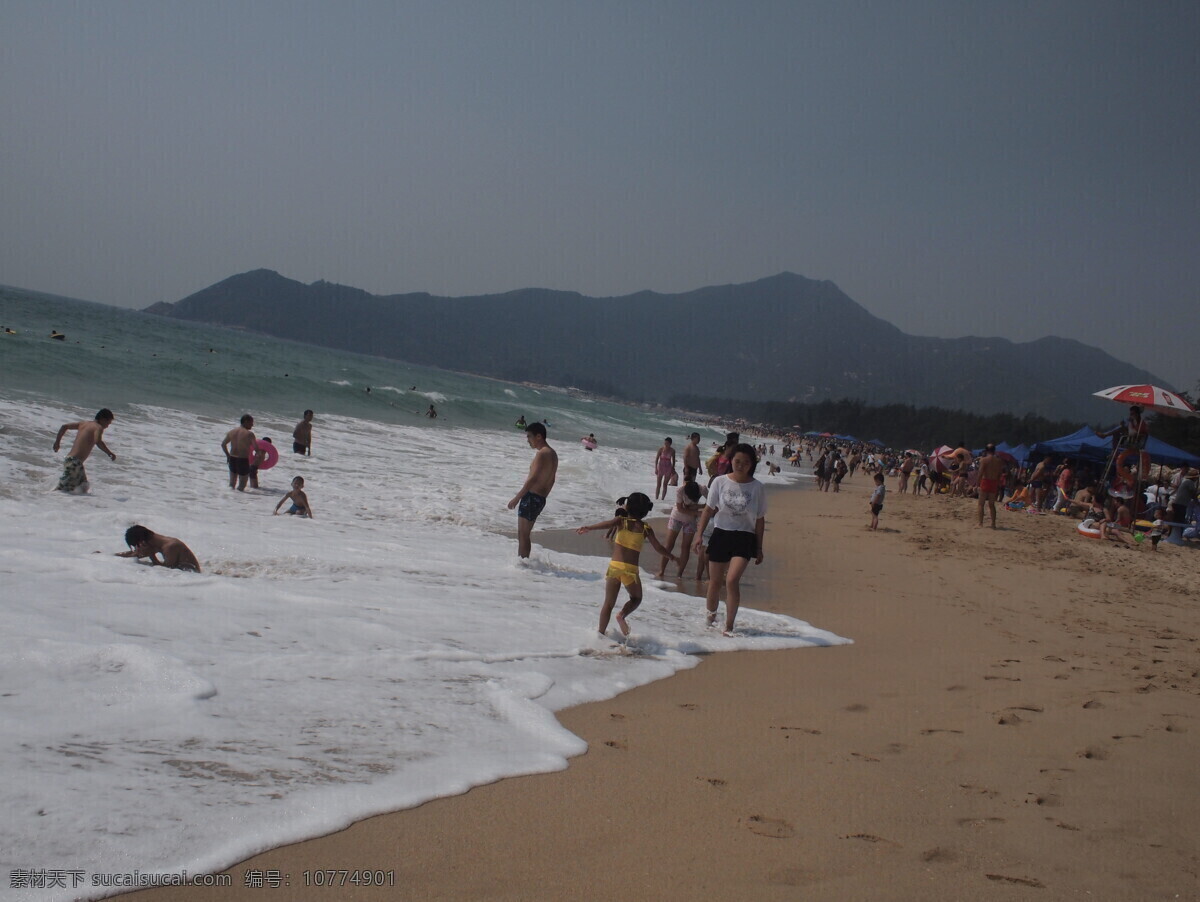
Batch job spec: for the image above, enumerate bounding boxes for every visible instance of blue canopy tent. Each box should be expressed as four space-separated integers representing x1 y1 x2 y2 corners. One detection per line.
866 438 887 447
1008 443 1032 465
1031 427 1200 468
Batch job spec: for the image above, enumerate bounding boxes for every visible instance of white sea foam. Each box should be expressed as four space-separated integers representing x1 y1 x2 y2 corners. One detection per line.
0 397 846 900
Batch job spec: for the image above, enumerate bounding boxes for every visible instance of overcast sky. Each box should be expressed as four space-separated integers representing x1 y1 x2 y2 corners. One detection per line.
3 1 1196 387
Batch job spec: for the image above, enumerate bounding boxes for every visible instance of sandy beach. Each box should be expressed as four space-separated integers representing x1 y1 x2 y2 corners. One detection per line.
128 476 1199 901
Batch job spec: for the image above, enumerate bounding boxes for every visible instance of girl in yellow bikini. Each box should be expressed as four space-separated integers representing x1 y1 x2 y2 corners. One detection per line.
577 492 676 637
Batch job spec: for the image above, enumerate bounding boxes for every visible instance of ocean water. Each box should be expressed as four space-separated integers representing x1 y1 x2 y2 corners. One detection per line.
0 286 847 900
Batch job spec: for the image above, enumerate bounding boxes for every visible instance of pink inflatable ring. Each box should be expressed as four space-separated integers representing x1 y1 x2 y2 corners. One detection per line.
249 439 279 471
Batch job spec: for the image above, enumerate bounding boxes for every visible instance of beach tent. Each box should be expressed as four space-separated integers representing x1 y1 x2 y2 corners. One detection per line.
972 442 1027 464
1031 427 1200 468
866 438 887 447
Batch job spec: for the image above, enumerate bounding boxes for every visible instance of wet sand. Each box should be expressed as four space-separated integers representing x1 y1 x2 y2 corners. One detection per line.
128 477 1200 901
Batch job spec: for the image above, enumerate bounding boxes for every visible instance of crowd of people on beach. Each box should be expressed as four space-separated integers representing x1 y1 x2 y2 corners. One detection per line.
771 408 1200 546
50 398 1195 645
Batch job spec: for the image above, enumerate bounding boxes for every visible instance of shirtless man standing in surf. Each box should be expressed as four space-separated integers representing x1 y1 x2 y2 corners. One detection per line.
221 414 263 492
507 422 558 559
53 408 116 493
682 432 702 482
976 444 1006 528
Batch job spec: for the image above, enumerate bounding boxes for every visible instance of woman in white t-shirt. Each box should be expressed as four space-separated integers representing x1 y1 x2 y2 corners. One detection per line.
693 443 766 635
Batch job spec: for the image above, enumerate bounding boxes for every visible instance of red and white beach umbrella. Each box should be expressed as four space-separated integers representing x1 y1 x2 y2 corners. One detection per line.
1092 384 1198 417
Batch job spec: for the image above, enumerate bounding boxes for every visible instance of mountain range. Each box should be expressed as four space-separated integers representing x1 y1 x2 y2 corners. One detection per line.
145 270 1166 423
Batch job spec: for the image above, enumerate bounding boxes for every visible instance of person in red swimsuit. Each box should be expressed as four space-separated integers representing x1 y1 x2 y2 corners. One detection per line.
977 444 1006 529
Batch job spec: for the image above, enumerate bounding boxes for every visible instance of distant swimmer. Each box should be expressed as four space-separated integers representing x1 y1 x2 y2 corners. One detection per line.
515 415 528 429
53 408 116 493
116 525 201 572
508 422 558 559
274 476 313 518
221 414 262 492
292 409 314 455
4 327 15 334
50 331 65 341
426 404 438 419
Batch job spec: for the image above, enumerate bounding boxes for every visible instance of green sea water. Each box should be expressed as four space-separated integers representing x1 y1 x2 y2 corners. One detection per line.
0 285 703 448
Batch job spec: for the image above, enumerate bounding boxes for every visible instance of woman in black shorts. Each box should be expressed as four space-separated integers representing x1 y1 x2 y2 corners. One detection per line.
693 443 766 636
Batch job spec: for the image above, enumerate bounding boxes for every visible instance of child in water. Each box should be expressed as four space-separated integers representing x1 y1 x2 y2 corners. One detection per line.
577 492 675 637
116 525 201 572
274 476 313 518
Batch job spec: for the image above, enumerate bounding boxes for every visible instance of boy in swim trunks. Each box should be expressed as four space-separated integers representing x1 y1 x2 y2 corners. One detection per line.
577 492 676 637
116 524 201 572
274 476 314 518
53 408 116 493
507 422 558 558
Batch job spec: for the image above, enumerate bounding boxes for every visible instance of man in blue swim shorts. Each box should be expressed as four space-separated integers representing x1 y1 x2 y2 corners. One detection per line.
507 422 558 558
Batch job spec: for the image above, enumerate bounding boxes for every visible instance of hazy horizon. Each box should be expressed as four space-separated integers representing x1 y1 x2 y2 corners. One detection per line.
3 1 1196 387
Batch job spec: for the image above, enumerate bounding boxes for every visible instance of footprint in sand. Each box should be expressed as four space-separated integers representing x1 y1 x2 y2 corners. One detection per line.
922 728 964 735
985 874 1045 888
958 784 999 798
1079 746 1108 760
1033 793 1063 807
603 740 627 750
850 752 880 763
957 816 1005 827
678 703 698 711
1082 700 1104 709
766 868 818 887
700 777 727 788
843 833 896 845
921 847 958 863
844 703 869 712
771 726 822 735
743 815 795 839
609 713 626 720
1047 818 1081 831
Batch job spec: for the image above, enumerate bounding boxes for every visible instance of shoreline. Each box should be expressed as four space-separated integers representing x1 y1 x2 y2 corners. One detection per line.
128 475 1199 901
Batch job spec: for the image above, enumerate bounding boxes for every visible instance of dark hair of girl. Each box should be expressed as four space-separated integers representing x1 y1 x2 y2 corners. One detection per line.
623 492 653 519
730 443 759 476
682 481 701 503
